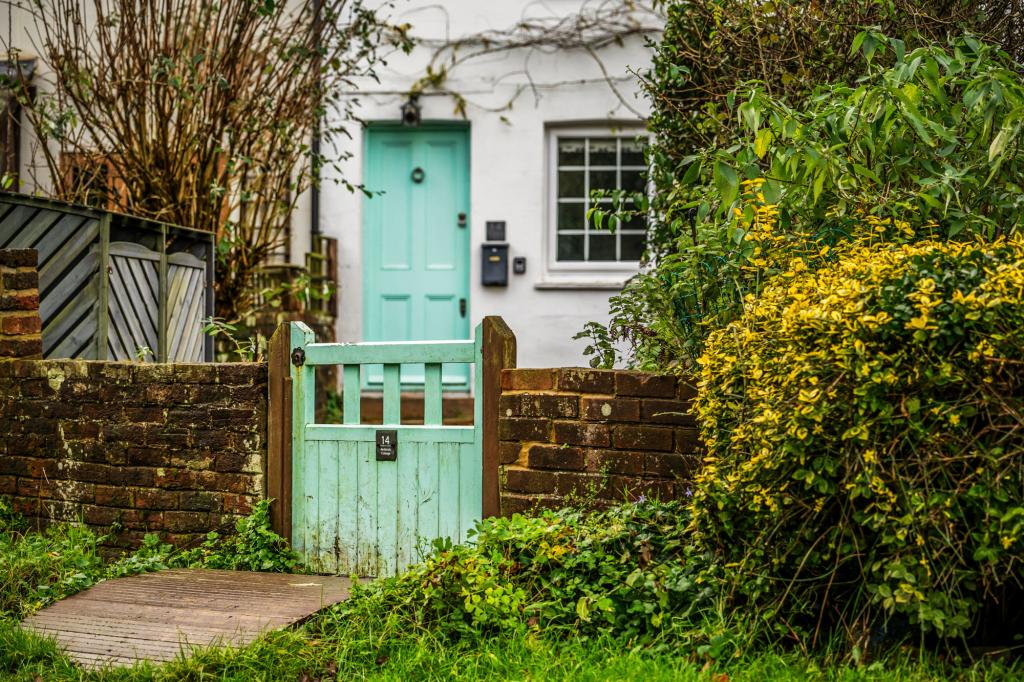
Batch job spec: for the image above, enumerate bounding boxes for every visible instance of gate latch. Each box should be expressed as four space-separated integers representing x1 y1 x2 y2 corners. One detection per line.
291 347 306 367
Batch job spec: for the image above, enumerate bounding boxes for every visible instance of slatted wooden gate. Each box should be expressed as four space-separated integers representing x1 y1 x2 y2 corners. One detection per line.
286 321 495 577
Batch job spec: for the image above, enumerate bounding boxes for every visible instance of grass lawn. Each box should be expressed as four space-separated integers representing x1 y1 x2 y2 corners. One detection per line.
1 617 1018 682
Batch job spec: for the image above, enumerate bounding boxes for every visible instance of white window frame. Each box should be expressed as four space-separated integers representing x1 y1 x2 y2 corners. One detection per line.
541 124 650 286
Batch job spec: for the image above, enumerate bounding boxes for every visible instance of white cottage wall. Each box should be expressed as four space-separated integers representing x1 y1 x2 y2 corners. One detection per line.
318 0 656 368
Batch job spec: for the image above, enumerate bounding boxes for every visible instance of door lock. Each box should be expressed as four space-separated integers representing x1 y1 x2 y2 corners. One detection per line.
459 298 467 318
457 212 467 228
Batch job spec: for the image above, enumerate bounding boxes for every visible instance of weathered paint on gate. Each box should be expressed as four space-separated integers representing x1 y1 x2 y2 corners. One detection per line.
289 321 483 576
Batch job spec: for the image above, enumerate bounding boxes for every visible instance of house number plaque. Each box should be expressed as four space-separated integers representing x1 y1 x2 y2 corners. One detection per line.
376 429 398 461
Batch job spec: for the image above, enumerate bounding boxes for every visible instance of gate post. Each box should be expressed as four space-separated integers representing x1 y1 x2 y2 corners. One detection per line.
480 316 516 518
266 323 293 541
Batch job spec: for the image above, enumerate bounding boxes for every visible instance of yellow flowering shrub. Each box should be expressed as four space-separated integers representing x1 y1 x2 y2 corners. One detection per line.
692 237 1024 639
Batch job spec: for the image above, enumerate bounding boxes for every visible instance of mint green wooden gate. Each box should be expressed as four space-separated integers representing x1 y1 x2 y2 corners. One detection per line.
289 321 482 577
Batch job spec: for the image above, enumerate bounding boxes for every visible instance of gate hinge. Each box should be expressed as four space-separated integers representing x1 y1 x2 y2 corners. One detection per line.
291 347 306 367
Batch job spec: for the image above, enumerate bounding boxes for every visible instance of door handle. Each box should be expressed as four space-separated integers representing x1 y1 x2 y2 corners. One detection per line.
457 212 467 228
459 298 466 318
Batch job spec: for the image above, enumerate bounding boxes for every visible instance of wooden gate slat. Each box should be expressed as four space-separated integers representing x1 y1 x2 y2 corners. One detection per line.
13 208 63 248
34 214 90 274
38 218 99 293
39 247 98 323
47 301 97 359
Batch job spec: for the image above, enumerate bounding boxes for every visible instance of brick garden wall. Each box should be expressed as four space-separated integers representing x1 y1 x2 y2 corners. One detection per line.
0 360 267 548
0 247 267 549
498 368 701 514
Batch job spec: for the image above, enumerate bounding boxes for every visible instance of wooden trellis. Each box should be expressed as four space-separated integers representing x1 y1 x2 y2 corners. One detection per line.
0 193 214 362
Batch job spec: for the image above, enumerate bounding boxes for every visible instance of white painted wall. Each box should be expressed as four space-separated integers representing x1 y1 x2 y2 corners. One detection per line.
317 0 657 368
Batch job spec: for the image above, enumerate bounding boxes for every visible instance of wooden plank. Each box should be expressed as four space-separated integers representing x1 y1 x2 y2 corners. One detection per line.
319 439 339 574
167 264 202 361
164 263 188 360
158 227 168 362
183 268 206 361
438 441 460 543
120 254 160 348
303 425 320 571
290 322 316 554
39 248 98 321
6 207 59 248
267 323 293 542
39 217 100 293
356 439 377 576
424 363 443 425
303 340 475 367
337 439 359 574
396 439 419 572
48 301 98 360
383 363 401 425
342 364 361 424
458 440 481 541
33 214 89 271
376 444 399 577
108 241 161 261
20 569 354 669
108 259 152 360
105 282 131 360
95 214 111 360
174 266 203 360
306 424 475 443
479 317 516 517
417 441 440 548
0 204 39 244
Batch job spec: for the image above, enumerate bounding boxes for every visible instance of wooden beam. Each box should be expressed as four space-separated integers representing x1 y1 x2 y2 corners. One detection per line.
479 316 516 518
94 212 111 360
266 322 293 542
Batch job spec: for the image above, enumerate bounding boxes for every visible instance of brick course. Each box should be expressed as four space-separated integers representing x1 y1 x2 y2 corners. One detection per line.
498 367 702 514
0 249 42 359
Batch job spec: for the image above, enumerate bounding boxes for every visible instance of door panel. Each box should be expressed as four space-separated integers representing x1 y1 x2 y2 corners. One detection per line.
364 126 470 389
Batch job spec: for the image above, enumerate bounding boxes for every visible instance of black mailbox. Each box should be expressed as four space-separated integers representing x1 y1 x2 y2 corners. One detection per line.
481 244 509 286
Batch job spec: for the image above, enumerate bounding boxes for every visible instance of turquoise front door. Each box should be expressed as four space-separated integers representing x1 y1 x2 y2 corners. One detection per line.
363 125 471 389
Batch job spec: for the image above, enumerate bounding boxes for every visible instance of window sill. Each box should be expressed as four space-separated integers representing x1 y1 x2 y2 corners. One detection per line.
534 277 628 291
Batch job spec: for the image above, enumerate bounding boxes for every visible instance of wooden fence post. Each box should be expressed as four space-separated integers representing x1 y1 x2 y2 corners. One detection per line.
480 316 516 518
266 322 293 542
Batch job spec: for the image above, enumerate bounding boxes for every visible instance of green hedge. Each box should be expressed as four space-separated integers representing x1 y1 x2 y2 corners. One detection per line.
692 238 1024 639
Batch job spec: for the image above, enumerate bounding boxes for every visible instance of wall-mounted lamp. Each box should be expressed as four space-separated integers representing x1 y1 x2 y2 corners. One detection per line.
400 95 421 127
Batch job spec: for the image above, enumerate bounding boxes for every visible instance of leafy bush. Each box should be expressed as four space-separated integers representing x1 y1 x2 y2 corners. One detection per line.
175 499 302 572
692 237 1024 640
647 1 1016 167
334 500 714 642
0 521 107 620
584 32 1024 369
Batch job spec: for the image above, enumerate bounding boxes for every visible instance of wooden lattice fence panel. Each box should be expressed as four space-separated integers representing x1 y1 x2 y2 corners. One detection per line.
0 200 102 358
166 253 207 362
0 193 214 361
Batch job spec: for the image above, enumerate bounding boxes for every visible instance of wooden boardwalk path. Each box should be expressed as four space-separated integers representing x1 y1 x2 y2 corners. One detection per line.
21 568 354 669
